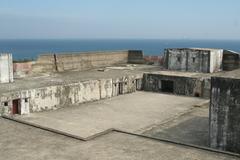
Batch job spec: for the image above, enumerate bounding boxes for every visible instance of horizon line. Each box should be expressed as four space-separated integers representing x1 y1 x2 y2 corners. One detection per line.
1 38 240 41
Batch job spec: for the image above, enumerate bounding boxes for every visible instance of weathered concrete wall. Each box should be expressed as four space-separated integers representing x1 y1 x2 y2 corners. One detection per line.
13 61 35 78
128 50 144 64
0 53 13 83
32 50 144 73
210 49 223 73
187 49 210 73
142 73 210 98
0 75 142 115
164 48 224 73
164 49 188 71
222 50 239 71
144 56 163 65
210 77 240 153
31 54 56 73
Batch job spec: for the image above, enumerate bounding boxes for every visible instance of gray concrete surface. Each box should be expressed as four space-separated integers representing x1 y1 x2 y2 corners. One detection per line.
210 76 240 153
0 118 238 160
14 91 205 138
143 103 209 147
0 64 160 93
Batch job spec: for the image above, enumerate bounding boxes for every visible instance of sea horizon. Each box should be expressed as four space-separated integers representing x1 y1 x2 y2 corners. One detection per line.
0 39 240 60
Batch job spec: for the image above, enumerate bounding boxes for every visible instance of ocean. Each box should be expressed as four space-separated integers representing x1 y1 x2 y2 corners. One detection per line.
0 39 239 60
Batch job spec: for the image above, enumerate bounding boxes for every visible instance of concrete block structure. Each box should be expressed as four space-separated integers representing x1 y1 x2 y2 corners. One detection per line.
128 50 144 64
164 48 224 73
0 64 145 115
0 53 13 83
222 50 239 71
210 72 240 153
0 50 146 116
143 71 211 98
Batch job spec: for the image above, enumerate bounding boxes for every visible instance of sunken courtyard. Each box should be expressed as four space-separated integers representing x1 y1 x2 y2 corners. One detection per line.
1 48 240 159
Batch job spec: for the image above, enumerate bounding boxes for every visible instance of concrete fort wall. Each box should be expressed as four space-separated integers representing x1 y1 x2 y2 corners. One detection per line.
164 48 210 73
32 50 144 73
164 48 224 73
0 53 13 83
13 61 35 78
210 77 240 153
142 73 210 98
222 50 240 71
144 56 163 65
209 49 223 73
128 50 144 64
0 74 143 115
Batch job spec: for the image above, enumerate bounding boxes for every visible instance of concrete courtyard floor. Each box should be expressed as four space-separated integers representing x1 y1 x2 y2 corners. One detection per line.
1 118 238 160
143 103 209 147
14 91 206 139
0 118 239 160
2 91 240 159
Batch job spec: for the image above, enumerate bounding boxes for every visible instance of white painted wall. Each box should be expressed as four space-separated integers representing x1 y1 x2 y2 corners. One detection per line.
0 54 13 83
0 75 141 115
100 79 113 99
210 50 223 73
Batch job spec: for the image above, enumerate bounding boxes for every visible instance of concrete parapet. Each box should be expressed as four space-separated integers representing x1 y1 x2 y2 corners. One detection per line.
32 50 144 73
142 72 210 98
13 61 35 78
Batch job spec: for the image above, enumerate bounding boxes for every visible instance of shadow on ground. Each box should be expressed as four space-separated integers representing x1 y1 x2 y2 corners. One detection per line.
143 108 209 147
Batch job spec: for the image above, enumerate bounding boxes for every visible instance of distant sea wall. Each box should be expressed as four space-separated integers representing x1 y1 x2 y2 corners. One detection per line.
32 50 144 73
13 61 35 78
144 56 163 65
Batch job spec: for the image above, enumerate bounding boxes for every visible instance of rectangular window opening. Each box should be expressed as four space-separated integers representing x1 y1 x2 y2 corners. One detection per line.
4 102 8 106
25 98 29 103
193 57 196 63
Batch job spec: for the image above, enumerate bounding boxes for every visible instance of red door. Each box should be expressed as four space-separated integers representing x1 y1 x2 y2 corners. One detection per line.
12 99 20 114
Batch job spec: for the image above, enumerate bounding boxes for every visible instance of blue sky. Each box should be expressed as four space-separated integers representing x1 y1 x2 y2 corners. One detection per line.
0 0 239 39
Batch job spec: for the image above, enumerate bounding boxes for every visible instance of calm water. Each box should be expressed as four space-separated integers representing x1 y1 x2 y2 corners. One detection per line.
0 39 239 60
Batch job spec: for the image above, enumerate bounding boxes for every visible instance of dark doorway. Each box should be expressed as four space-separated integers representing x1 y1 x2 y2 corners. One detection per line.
12 99 20 114
161 80 174 93
119 82 123 95
194 92 200 97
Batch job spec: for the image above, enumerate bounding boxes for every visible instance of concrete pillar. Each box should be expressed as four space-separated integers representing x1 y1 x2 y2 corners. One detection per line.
0 53 13 83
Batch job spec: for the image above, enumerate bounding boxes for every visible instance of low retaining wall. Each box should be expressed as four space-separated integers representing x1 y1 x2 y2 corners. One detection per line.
32 50 144 73
0 75 143 115
13 61 34 78
144 56 163 65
